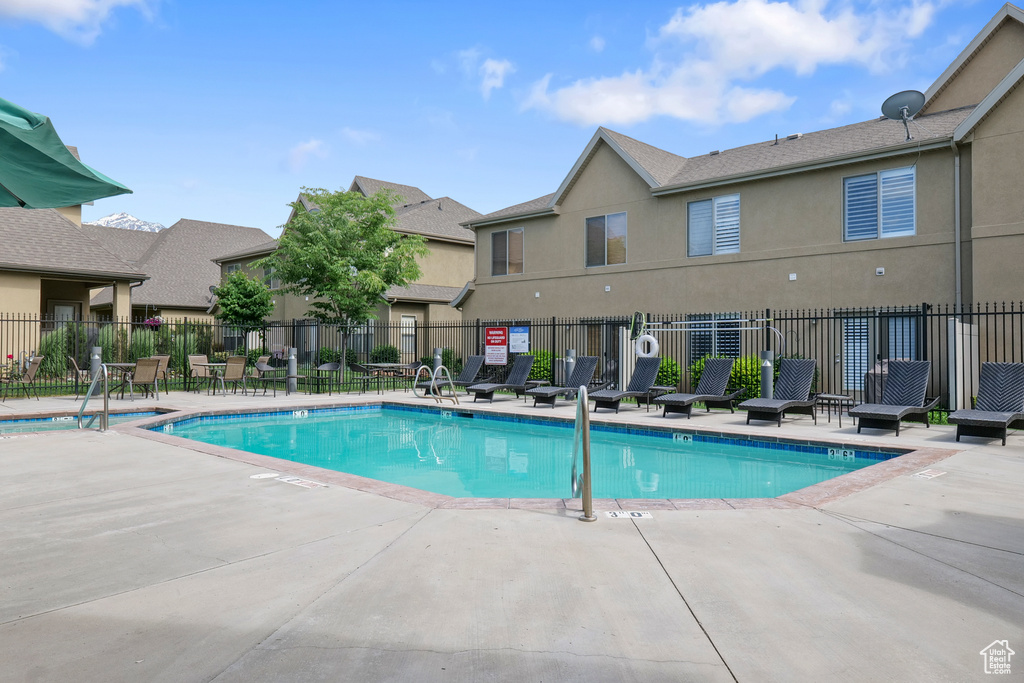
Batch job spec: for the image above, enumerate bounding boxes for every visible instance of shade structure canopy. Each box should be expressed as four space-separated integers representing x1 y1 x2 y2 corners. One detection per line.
0 97 131 209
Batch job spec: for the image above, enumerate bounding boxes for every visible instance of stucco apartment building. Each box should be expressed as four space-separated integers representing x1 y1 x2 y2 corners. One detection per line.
214 176 479 359
458 4 1024 322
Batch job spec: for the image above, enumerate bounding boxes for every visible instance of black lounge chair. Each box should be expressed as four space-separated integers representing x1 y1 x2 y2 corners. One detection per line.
739 358 817 426
467 355 535 402
589 356 662 413
654 357 745 418
416 355 485 394
526 356 601 408
948 362 1024 446
848 360 938 436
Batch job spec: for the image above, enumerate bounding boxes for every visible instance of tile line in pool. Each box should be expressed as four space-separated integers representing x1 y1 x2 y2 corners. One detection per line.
157 406 901 500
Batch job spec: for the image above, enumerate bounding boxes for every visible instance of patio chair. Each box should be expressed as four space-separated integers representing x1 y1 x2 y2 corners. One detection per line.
126 357 160 401
348 362 381 394
216 356 249 396
307 362 341 395
250 361 282 396
467 355 536 403
654 357 746 418
739 358 818 427
416 355 486 394
526 356 601 408
589 356 662 413
151 354 171 395
948 362 1024 445
1 355 44 401
188 354 214 393
848 360 938 436
68 355 91 399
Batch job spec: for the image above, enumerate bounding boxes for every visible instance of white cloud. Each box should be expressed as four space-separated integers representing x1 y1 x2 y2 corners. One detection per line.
0 0 155 45
340 127 380 145
286 139 327 173
590 35 605 53
457 47 515 99
480 58 515 99
523 0 938 126
828 98 852 118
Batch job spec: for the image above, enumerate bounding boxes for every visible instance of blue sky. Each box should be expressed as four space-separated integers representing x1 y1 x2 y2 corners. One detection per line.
0 0 1004 237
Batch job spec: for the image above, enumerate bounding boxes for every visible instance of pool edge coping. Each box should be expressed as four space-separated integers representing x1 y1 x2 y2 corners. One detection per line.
109 399 961 511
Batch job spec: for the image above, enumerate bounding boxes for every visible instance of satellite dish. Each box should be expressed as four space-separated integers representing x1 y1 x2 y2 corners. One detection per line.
881 90 925 141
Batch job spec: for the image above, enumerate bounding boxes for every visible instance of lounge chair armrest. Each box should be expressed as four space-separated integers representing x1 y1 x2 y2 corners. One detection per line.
724 387 746 399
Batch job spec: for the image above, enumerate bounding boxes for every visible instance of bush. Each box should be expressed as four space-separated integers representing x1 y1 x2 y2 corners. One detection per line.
97 325 127 363
129 329 157 361
169 326 198 374
345 348 358 366
691 355 762 399
528 350 557 382
319 346 341 365
655 356 681 388
38 326 71 378
246 347 266 367
369 344 399 363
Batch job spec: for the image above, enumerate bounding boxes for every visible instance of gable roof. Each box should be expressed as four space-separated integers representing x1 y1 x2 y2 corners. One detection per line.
393 197 478 243
349 176 432 205
954 48 1024 142
922 3 1024 114
383 283 465 304
462 193 556 228
0 207 144 281
90 219 272 310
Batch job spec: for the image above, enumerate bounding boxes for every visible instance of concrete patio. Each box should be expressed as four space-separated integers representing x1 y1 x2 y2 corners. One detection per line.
1 388 1022 681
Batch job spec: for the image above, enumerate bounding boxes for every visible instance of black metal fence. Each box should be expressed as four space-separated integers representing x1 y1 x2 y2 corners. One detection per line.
3 302 1023 407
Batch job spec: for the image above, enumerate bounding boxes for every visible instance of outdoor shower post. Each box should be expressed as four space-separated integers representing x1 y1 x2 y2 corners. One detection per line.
433 347 442 372
564 349 576 387
90 346 102 396
760 350 774 400
287 347 297 394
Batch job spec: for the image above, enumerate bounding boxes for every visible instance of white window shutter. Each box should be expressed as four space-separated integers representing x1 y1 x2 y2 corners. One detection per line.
688 200 713 256
845 174 878 240
880 168 915 237
713 194 740 254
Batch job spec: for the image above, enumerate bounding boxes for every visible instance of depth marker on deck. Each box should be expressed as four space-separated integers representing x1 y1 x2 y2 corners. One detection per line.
913 469 947 479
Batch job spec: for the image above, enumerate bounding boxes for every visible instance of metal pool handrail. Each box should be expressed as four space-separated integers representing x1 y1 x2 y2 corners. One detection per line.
77 363 109 431
412 365 459 405
571 385 596 522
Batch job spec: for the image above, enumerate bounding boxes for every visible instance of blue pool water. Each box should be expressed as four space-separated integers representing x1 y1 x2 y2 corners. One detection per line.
157 406 900 499
0 412 160 435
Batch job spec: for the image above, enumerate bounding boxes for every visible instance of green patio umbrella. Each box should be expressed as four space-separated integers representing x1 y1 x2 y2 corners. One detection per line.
0 96 131 208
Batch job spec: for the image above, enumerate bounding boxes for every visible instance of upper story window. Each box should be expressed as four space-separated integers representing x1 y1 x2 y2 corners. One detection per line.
844 166 915 241
491 228 524 276
263 266 281 290
225 263 241 274
585 212 626 267
688 194 740 257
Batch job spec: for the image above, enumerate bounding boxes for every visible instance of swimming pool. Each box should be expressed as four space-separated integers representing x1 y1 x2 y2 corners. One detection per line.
158 406 901 499
0 412 160 435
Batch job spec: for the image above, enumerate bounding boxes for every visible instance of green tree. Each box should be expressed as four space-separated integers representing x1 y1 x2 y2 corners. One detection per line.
213 270 274 358
255 187 429 355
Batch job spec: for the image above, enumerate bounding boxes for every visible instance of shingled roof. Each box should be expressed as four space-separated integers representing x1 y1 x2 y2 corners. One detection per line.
0 208 144 281
383 283 465 304
465 105 975 227
349 176 432 206
393 197 478 243
89 219 272 310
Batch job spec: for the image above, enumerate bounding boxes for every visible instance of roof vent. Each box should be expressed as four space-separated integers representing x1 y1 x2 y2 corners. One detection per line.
709 150 720 156
786 133 802 140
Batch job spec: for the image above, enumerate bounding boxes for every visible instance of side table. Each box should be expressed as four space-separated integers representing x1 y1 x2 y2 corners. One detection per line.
816 393 853 428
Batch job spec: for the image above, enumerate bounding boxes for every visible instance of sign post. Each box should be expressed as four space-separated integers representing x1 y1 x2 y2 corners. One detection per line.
485 327 508 365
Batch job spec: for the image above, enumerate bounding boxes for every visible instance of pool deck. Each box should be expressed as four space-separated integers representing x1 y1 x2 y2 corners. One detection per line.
1 389 1022 681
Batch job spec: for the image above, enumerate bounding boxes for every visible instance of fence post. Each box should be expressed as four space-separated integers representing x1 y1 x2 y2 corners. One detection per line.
550 316 556 381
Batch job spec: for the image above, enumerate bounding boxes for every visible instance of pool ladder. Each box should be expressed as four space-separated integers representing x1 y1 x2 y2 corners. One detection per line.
77 363 110 431
412 365 459 405
571 385 596 522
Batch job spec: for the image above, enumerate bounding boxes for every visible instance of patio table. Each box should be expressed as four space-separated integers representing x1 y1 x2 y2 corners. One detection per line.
191 362 227 395
104 362 136 399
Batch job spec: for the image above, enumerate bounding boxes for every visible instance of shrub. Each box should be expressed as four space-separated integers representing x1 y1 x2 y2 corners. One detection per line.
655 356 681 388
319 346 341 365
246 347 266 367
97 325 127 363
129 329 157 361
169 327 198 374
690 355 762 399
38 326 71 378
345 348 358 366
369 344 399 363
528 350 557 382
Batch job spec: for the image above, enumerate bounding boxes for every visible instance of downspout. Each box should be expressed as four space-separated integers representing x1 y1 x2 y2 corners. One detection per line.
130 280 144 321
951 139 962 310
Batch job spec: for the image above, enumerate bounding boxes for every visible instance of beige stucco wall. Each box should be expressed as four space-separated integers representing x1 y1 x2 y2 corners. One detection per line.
922 18 1024 115
0 272 41 314
967 78 1024 303
464 141 959 319
415 239 474 287
54 204 82 226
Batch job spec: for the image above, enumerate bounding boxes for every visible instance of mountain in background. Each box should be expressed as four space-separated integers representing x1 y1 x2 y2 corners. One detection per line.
89 212 166 232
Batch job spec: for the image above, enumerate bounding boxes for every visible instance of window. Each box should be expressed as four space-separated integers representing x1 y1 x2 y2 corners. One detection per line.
688 194 740 257
687 312 741 365
491 228 524 276
263 267 281 290
225 263 241 274
844 166 915 241
841 313 919 390
585 212 626 267
400 315 416 354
